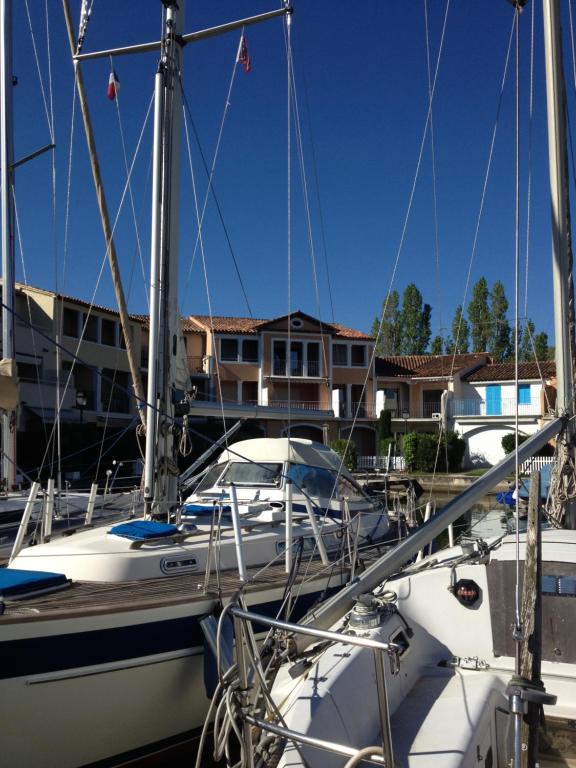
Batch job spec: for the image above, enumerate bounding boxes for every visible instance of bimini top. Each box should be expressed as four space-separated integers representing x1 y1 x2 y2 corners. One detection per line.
217 438 351 476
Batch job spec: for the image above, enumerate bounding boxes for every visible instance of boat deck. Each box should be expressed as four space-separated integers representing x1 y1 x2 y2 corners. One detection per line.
0 546 385 621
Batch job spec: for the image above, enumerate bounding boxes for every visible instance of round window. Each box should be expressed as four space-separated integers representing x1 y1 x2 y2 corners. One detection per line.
291 318 304 329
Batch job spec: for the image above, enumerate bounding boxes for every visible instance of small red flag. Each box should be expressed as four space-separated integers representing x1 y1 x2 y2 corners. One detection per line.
237 36 251 73
107 70 120 100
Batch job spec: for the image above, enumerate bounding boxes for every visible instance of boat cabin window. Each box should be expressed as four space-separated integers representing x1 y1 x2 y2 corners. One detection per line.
195 463 228 493
220 462 283 487
286 463 338 498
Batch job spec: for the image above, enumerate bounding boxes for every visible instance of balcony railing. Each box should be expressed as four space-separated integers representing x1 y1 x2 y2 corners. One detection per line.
268 399 328 411
272 360 322 377
187 355 212 375
422 401 442 418
450 397 541 417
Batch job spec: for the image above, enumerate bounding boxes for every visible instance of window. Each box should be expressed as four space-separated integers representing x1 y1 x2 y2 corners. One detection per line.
195 463 228 493
518 384 531 405
221 339 238 361
82 313 98 343
286 463 337 498
242 339 258 363
333 343 348 366
308 343 320 377
220 337 258 363
290 341 303 376
351 345 366 367
17 361 40 380
273 340 287 375
101 369 130 412
101 319 117 346
63 308 79 338
241 381 258 404
220 462 283 487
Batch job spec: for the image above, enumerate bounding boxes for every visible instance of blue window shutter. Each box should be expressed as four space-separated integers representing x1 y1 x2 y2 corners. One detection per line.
518 384 531 405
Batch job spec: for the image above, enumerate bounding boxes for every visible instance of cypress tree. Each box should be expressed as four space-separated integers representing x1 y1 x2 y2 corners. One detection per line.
468 277 491 352
371 290 401 355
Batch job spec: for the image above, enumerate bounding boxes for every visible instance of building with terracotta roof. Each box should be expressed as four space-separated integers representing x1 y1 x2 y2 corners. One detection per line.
181 310 379 453
452 361 556 465
1 281 557 475
374 353 556 466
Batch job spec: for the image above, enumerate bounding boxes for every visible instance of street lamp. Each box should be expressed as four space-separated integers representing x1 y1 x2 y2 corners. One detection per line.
401 408 410 435
76 390 87 425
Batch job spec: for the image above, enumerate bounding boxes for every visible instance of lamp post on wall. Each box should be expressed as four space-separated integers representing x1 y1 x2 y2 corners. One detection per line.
76 390 87 425
401 408 410 436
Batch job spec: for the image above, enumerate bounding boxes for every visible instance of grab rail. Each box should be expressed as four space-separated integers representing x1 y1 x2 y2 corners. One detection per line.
229 607 396 768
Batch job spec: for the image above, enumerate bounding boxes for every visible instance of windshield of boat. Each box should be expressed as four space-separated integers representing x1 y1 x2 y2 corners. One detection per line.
285 463 369 501
219 462 283 487
286 463 338 498
194 463 228 493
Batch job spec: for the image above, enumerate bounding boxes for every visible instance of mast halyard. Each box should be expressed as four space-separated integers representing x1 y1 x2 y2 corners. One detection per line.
144 0 185 517
0 0 17 492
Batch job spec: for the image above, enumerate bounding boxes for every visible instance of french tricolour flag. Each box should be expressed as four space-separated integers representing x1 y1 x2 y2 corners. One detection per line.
107 70 120 101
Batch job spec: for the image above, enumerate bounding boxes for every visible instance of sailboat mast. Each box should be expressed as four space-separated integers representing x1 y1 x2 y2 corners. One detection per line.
0 0 16 491
542 0 576 416
542 0 576 527
144 0 185 516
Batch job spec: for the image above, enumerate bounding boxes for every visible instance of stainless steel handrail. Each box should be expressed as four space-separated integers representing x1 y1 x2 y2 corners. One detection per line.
230 606 396 767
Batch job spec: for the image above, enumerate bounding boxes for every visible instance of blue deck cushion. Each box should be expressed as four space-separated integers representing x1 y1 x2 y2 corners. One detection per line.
109 520 179 541
496 491 515 508
0 569 69 599
183 503 231 515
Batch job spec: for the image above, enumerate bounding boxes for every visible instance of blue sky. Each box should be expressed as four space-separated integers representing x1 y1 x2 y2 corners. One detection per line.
10 1 567 344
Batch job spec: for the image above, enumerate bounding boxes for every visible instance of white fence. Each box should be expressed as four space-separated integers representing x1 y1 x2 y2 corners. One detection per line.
519 456 554 476
358 454 553 476
357 456 406 472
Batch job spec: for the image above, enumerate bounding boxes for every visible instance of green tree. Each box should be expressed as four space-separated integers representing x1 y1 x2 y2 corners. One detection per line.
377 410 394 456
446 304 470 354
431 335 444 355
371 290 401 355
533 331 550 361
403 431 465 472
468 277 491 352
329 439 358 471
519 320 551 362
518 320 534 362
490 280 512 362
399 283 431 354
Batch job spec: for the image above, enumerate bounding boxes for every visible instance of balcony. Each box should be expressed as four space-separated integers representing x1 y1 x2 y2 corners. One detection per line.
268 399 329 412
450 397 541 417
187 355 212 376
272 360 322 378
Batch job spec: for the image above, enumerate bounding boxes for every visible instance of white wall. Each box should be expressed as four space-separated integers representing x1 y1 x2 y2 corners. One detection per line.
456 420 540 466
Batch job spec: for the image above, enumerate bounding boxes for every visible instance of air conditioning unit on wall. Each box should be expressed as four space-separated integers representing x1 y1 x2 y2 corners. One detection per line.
431 412 442 420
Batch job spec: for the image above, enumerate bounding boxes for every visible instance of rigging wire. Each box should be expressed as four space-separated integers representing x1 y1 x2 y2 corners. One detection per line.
11 195 50 453
286 11 293 437
423 0 450 486
180 65 254 318
285 23 331 385
449 14 516 378
513 2 522 666
293 32 336 326
109 56 152 310
183 104 231 442
355 0 450 490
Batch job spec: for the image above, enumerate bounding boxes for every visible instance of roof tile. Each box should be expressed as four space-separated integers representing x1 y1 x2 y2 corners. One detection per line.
376 353 488 378
463 361 556 382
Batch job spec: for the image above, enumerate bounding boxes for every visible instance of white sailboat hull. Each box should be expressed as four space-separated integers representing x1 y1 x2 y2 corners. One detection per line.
0 576 342 767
